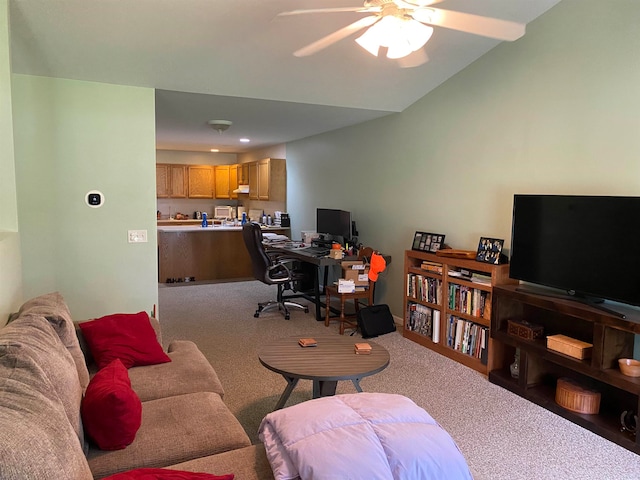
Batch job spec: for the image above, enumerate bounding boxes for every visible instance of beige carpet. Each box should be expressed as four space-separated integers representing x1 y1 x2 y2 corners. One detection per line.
158 280 640 480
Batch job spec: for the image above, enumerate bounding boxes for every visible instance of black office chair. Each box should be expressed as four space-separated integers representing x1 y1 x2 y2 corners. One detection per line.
242 222 310 320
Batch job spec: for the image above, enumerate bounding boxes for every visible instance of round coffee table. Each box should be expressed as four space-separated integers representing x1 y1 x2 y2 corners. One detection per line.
258 335 390 410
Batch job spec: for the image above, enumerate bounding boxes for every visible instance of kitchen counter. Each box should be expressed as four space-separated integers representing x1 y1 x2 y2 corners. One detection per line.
157 224 285 233
157 226 290 283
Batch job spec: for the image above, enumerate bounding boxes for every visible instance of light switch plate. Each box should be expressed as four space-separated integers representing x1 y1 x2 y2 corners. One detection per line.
128 230 148 243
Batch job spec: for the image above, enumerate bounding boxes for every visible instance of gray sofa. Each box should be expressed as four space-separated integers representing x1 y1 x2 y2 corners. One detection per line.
0 292 275 480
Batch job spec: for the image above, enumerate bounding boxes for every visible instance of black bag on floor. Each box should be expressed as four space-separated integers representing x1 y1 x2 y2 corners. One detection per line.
357 304 396 339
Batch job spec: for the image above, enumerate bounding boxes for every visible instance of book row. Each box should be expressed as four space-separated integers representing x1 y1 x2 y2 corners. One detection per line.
405 302 441 343
406 273 442 304
445 315 488 365
448 284 490 319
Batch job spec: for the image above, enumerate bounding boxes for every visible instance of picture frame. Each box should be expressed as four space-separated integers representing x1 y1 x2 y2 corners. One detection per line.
412 231 446 253
476 237 504 264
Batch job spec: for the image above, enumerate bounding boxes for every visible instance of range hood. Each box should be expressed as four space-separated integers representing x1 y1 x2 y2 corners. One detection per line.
232 184 250 194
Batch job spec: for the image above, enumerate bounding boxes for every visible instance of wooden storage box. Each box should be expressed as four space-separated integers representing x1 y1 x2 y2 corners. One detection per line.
555 377 600 414
547 334 592 359
507 319 544 340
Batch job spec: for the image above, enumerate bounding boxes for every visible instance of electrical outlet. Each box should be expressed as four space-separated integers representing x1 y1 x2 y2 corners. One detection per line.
128 229 148 243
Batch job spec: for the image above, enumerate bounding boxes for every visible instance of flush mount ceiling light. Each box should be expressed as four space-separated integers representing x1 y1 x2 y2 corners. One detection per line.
207 119 233 134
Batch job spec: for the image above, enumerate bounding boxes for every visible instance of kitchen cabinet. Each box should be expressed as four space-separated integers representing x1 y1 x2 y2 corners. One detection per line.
214 164 240 199
188 165 215 199
248 162 259 200
248 158 286 201
214 165 231 199
156 164 187 198
238 163 249 185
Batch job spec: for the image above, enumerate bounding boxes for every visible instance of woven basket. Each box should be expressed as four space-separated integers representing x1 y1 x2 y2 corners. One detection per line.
555 377 600 414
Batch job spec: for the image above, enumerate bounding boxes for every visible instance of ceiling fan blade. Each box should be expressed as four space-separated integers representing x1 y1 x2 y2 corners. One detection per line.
412 7 525 41
396 48 429 68
279 7 377 17
294 15 380 57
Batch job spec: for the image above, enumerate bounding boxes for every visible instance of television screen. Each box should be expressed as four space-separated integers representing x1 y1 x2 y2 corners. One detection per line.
509 195 640 308
316 208 352 243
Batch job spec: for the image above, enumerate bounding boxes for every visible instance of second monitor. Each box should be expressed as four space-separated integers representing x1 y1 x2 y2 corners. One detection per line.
316 208 354 246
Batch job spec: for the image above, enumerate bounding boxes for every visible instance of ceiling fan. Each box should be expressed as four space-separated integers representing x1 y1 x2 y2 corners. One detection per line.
279 0 525 66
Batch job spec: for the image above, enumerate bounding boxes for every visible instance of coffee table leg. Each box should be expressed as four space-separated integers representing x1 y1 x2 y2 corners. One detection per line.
314 380 338 398
351 378 363 393
275 376 299 410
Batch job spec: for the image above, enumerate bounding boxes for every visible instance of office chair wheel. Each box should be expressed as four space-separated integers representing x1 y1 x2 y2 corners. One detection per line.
254 311 260 318
304 307 309 313
285 314 290 320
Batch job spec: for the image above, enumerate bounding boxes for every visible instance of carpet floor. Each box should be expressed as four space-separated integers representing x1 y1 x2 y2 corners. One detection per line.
158 280 640 480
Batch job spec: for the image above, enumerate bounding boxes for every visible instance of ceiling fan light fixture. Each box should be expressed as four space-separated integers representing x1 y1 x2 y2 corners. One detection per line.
356 15 433 60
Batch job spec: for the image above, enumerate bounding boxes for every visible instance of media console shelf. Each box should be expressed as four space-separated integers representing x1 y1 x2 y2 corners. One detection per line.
489 284 640 454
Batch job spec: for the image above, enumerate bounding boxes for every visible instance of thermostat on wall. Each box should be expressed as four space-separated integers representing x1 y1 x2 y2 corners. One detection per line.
86 190 104 208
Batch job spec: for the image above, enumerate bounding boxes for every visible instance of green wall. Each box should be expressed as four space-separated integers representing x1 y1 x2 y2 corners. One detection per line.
286 0 640 316
12 75 158 320
0 0 22 325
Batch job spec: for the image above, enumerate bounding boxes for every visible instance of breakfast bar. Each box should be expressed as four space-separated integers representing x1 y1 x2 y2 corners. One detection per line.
157 225 290 283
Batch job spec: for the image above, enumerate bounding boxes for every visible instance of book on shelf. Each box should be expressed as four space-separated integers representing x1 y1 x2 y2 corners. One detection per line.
420 261 443 274
470 272 492 285
406 302 437 340
446 315 488 363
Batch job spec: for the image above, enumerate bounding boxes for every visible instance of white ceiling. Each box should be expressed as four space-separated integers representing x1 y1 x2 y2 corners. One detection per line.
8 0 561 153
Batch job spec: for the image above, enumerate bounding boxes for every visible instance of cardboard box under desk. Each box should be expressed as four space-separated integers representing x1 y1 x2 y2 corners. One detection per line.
341 260 370 287
547 334 593 360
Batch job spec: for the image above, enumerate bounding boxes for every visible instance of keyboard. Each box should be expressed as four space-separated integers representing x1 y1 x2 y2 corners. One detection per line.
302 246 330 256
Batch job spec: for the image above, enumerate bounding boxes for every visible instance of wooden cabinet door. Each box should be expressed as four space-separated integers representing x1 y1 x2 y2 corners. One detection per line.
156 164 171 198
170 165 187 198
238 163 249 184
214 165 231 199
257 158 270 200
188 165 215 198
248 162 258 200
230 165 239 199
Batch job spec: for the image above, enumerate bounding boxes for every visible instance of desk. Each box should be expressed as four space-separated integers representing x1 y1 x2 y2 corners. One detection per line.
258 335 390 410
267 245 340 321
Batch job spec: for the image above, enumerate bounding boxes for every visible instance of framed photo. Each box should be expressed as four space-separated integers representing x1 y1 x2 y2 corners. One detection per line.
412 231 446 253
476 237 504 264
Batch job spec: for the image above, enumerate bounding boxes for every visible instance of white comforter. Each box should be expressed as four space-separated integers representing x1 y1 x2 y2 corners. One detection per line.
258 393 473 480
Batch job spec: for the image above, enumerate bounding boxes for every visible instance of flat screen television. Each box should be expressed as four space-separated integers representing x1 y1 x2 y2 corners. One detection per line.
316 208 352 243
509 195 640 313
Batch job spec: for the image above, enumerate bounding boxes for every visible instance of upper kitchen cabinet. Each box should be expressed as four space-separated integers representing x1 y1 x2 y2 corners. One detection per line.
188 165 215 199
156 164 187 198
248 158 286 201
214 165 240 199
238 163 249 185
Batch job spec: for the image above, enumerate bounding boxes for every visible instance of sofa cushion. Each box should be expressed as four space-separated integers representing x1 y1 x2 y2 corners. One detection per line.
0 314 85 451
103 468 233 479
82 358 143 450
0 352 93 480
169 445 275 480
16 291 91 389
79 311 171 370
128 340 225 402
87 392 252 479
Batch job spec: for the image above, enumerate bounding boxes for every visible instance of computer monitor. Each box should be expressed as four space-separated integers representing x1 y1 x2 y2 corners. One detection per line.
316 208 352 244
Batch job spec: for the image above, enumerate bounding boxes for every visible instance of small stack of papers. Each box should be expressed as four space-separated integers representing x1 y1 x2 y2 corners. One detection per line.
338 279 355 293
354 343 372 355
298 338 317 347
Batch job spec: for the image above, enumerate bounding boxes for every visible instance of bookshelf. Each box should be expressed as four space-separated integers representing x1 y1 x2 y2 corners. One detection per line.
489 284 640 454
403 250 516 374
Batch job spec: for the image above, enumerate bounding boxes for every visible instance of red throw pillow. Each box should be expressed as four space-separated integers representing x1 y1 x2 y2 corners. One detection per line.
103 469 234 480
79 311 171 369
81 358 142 450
